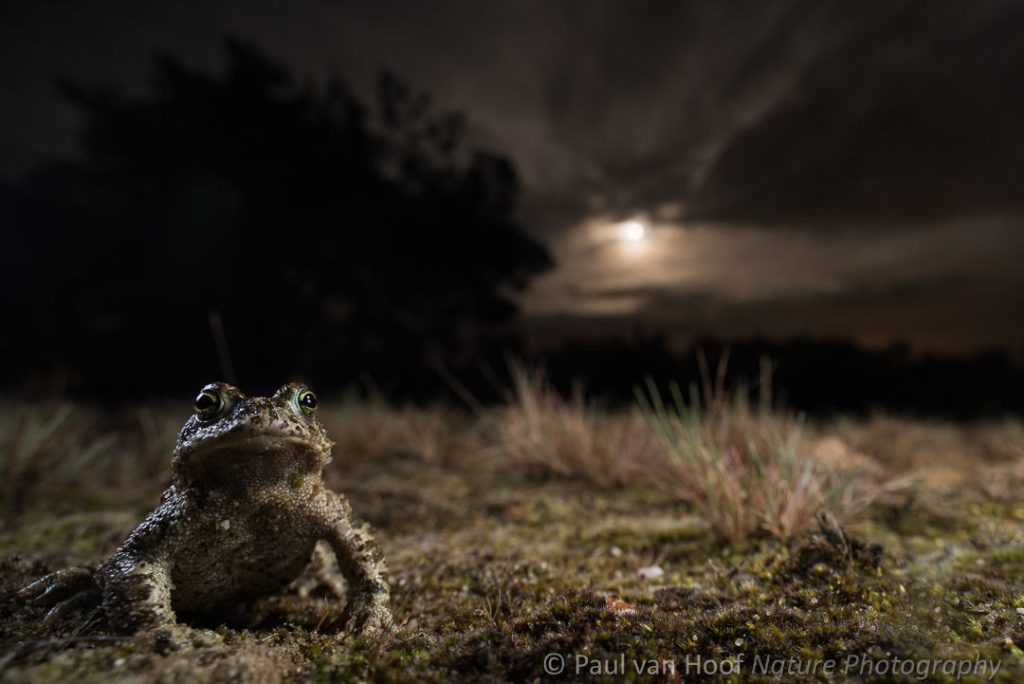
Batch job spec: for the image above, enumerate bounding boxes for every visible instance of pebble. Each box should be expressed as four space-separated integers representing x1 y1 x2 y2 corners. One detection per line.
638 565 665 580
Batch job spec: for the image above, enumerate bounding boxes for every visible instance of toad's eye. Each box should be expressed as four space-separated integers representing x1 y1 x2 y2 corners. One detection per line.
296 388 318 416
194 389 223 420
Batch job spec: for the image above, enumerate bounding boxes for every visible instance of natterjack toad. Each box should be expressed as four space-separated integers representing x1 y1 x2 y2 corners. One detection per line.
20 382 392 644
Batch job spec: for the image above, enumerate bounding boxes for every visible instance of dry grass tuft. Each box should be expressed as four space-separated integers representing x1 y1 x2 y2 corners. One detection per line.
321 395 473 466
485 364 661 488
637 381 898 541
485 364 899 540
0 403 117 519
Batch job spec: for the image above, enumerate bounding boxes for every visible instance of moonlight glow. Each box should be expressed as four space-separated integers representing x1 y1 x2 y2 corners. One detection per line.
618 220 647 243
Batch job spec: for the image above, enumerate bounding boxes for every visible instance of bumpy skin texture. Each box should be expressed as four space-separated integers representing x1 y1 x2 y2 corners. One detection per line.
20 383 392 644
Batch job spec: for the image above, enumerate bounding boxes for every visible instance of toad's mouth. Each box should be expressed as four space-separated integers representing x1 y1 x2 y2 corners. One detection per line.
177 433 324 461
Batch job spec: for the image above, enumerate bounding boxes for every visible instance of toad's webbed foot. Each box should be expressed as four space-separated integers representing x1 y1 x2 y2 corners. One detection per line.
19 567 102 627
339 583 393 638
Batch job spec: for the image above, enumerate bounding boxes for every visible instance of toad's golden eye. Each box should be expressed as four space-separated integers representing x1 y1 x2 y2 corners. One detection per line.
296 388 318 415
194 389 223 419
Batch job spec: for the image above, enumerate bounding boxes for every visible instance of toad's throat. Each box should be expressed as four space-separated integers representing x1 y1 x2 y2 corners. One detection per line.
172 435 328 485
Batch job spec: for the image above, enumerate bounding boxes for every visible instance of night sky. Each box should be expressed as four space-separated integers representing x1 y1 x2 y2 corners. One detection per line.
5 0 1024 360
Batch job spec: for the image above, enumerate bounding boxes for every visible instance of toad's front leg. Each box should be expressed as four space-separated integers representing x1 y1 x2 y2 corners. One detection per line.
97 552 175 633
88 486 215 647
96 552 216 649
320 492 393 637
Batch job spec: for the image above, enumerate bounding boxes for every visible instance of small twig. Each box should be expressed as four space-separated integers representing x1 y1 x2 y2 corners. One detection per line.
207 309 237 385
314 599 332 634
430 356 485 416
696 345 713 409
759 354 774 415
714 346 731 410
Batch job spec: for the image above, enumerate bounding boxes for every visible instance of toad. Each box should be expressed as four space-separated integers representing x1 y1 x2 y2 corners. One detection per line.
20 382 392 645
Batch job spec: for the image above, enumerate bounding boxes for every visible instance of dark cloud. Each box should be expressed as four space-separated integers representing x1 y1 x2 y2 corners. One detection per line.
689 0 1024 225
9 1 1024 229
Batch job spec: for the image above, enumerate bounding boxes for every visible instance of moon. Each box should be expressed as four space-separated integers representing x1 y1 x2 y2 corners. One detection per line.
618 220 647 243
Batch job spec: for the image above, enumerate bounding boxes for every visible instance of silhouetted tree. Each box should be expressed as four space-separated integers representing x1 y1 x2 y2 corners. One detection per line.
1 38 551 397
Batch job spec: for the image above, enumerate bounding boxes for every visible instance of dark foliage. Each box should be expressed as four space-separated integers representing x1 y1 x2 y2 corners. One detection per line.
0 38 551 397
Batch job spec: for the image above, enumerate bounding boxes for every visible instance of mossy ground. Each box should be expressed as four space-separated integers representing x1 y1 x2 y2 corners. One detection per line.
1 410 1023 682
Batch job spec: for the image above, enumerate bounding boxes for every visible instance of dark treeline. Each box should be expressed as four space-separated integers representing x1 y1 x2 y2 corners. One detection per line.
535 337 1024 419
